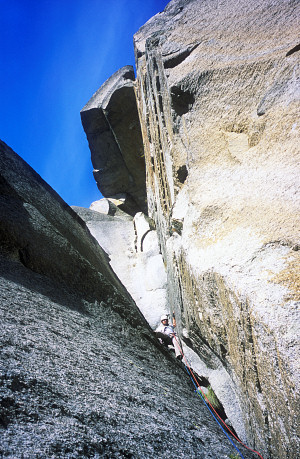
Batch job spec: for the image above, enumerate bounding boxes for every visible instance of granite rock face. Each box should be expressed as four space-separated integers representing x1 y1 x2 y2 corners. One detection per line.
1 140 259 458
132 1 300 458
73 203 168 329
81 66 147 216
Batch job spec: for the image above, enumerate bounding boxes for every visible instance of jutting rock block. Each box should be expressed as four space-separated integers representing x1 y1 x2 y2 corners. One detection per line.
81 66 147 216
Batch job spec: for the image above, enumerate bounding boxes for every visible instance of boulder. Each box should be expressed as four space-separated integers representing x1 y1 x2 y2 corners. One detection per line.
90 196 131 218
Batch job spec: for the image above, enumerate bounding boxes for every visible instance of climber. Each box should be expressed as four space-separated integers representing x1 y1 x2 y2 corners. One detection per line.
155 313 183 360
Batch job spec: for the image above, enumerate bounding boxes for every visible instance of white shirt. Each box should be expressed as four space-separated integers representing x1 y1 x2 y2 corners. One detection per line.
155 322 176 337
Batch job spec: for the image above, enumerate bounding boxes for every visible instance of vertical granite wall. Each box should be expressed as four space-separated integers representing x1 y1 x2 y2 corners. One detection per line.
133 1 300 457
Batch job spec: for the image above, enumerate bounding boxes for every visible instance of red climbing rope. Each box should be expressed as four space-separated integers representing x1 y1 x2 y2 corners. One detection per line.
174 337 264 459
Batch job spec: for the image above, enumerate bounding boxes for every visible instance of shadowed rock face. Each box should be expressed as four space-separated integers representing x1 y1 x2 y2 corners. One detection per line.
81 66 147 216
0 140 259 458
0 140 135 314
133 0 300 458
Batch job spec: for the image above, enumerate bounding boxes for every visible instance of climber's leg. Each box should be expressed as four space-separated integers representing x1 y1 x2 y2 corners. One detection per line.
172 336 183 360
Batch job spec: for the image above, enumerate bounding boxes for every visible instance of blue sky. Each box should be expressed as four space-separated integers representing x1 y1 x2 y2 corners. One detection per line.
0 0 168 207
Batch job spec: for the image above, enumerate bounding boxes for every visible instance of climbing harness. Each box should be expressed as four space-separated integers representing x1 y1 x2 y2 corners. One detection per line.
173 337 264 459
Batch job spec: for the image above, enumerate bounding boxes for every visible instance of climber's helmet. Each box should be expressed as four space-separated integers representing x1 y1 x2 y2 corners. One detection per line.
161 314 169 323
